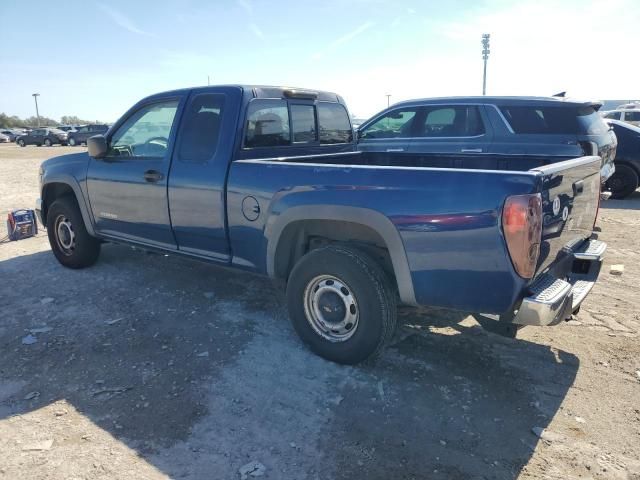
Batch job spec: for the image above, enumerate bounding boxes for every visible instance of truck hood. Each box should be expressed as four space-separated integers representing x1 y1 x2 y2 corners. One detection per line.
42 152 90 171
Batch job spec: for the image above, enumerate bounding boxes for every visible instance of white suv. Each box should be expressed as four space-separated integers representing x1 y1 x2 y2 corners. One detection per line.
602 107 640 126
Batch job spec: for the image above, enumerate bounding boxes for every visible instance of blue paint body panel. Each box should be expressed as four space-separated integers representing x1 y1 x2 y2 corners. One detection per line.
38 85 602 316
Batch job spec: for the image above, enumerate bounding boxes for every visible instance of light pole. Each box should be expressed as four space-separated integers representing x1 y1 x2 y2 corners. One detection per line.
32 93 41 126
386 94 391 108
481 34 490 96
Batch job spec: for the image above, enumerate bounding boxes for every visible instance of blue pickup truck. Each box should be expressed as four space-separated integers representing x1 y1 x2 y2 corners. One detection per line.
36 85 606 364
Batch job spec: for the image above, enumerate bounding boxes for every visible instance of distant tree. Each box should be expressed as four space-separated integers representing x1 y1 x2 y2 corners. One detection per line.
60 115 95 125
0 112 104 128
23 116 58 127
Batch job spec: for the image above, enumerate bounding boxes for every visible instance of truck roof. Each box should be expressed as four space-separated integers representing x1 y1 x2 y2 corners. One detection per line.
143 85 346 104
392 96 603 109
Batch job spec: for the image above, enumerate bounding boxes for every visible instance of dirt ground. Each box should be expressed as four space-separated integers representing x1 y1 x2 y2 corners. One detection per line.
0 143 638 480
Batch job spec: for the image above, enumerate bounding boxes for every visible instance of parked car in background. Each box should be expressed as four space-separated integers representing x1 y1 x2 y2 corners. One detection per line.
604 119 640 199
67 124 109 146
357 96 617 184
0 133 10 143
0 129 23 141
36 85 606 363
16 128 68 147
56 125 78 132
602 109 640 126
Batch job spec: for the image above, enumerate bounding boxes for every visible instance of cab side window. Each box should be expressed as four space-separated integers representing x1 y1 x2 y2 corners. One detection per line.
418 106 485 137
244 100 290 148
108 100 179 158
626 111 640 122
360 109 418 139
178 93 225 163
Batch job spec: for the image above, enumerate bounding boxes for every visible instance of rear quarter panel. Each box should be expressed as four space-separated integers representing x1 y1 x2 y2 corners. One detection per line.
227 161 541 313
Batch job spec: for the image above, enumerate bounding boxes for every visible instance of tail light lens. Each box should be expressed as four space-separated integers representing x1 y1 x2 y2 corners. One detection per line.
503 193 543 278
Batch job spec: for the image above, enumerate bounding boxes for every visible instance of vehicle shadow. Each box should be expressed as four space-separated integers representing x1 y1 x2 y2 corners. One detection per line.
601 190 640 210
0 244 578 479
320 306 578 479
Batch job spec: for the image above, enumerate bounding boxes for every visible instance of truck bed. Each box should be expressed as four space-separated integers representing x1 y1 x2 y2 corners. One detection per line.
247 150 582 172
228 152 601 315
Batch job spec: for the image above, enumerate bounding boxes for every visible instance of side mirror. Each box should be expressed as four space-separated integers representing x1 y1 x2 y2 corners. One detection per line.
87 135 108 159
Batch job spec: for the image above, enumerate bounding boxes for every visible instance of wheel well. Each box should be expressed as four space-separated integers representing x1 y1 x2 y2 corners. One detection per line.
42 183 76 224
274 220 395 284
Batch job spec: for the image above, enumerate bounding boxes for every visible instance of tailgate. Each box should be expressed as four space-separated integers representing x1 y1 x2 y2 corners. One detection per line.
532 155 601 274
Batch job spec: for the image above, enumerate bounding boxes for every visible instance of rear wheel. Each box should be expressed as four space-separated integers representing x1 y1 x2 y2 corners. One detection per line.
286 245 397 364
46 197 100 269
606 164 639 199
44 138 52 147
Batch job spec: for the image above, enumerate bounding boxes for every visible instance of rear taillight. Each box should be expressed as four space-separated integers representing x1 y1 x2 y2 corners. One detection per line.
502 193 543 278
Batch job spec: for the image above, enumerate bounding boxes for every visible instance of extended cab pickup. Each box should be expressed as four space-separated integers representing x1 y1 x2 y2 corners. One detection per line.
37 85 606 364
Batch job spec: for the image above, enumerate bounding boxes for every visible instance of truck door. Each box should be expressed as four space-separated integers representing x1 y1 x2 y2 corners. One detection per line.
167 87 242 261
86 97 183 249
31 129 45 145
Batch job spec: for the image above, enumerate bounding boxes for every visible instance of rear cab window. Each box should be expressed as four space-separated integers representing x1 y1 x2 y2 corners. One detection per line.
318 102 352 144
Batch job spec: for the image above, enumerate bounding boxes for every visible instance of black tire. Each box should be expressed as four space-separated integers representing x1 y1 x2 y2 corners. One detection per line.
606 164 639 199
44 138 52 147
17 139 25 147
46 196 101 269
286 245 397 364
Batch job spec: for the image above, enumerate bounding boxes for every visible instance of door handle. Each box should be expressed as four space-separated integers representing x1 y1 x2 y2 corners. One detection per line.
386 148 405 152
143 170 164 182
461 148 482 153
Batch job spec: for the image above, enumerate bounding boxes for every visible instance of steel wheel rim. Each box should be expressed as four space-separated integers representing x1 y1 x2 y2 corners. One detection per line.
54 214 76 255
303 274 359 342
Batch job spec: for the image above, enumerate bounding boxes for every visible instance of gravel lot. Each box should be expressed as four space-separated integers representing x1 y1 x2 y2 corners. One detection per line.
0 143 639 480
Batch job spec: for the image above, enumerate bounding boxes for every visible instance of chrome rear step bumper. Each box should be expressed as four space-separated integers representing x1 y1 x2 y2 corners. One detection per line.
512 239 606 326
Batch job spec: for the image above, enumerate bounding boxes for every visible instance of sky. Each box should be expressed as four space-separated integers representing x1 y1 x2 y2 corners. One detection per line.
1 0 639 122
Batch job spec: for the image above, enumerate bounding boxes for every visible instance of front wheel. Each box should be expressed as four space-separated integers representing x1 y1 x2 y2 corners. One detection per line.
68 137 76 146
286 245 397 364
606 164 639 199
17 139 25 147
44 138 52 147
46 197 101 268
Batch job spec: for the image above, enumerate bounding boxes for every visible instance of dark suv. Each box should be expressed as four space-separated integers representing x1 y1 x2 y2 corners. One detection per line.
67 124 109 146
357 96 617 183
16 128 68 147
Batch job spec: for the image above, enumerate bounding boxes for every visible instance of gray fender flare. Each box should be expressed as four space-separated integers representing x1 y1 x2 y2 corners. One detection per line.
264 205 417 305
42 175 96 236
